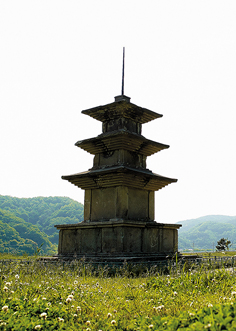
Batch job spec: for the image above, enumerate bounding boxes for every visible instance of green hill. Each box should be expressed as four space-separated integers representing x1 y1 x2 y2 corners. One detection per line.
177 215 236 251
0 209 54 255
1 195 235 254
0 195 84 255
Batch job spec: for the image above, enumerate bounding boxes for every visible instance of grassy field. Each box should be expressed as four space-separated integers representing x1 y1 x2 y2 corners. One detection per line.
1 256 236 330
183 251 236 257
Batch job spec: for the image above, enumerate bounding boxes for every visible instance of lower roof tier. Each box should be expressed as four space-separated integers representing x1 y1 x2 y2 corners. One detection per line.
75 130 169 156
62 166 177 191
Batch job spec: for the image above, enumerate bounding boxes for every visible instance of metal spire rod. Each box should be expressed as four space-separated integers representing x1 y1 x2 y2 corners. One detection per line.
121 47 125 95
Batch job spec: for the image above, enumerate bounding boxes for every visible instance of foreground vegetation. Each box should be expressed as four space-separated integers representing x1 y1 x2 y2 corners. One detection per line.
1 259 236 330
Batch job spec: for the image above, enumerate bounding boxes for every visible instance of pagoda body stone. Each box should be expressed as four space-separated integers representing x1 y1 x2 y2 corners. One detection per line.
55 95 181 261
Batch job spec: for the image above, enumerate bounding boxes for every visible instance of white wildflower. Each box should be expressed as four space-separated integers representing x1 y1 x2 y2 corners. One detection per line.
205 323 211 328
111 320 116 325
153 305 164 312
40 312 47 320
66 297 72 304
2 305 8 312
34 325 41 330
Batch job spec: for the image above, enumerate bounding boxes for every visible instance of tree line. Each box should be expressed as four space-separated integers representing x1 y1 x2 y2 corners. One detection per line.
178 215 236 251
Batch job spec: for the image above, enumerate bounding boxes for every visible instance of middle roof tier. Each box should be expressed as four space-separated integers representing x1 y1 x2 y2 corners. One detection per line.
76 129 169 157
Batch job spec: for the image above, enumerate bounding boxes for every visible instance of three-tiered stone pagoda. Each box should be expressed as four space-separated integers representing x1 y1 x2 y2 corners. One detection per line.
55 92 181 261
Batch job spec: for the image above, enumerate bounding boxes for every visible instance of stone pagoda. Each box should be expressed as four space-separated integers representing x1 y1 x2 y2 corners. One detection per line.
55 92 181 262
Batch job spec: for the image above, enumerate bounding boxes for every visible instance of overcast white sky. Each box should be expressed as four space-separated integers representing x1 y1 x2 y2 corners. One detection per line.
1 1 236 224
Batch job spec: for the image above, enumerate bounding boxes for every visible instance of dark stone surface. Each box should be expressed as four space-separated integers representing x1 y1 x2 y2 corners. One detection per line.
55 220 181 261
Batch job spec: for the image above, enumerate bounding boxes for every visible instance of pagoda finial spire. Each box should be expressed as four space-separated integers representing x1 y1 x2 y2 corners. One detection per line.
114 47 130 103
121 47 125 95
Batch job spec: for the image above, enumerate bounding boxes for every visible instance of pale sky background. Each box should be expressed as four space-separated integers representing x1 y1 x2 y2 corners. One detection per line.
1 1 236 224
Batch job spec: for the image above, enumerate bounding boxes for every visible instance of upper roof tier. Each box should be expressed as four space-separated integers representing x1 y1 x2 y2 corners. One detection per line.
82 95 162 124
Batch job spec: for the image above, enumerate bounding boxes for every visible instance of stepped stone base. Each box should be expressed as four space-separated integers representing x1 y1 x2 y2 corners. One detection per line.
55 220 181 262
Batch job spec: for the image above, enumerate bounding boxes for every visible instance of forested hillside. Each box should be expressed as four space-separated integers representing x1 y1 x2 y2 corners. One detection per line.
1 195 235 254
177 215 236 251
0 195 83 255
0 209 54 255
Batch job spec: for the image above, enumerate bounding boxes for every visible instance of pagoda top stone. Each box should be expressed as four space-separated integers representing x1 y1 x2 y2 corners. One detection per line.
82 95 162 124
114 95 131 102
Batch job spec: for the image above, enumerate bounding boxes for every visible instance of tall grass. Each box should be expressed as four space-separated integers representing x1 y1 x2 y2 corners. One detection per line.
0 259 236 330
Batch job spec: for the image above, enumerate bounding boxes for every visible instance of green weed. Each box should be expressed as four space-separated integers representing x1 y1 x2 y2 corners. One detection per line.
0 260 236 330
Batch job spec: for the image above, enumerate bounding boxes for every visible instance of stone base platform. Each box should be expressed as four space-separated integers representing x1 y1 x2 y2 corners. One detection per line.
55 220 181 262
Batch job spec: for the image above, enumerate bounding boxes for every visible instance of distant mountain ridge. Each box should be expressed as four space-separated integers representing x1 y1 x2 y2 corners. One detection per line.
177 215 236 250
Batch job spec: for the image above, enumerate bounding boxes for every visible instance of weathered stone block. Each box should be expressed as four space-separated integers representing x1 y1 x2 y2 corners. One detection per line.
128 188 149 220
123 226 142 253
55 221 181 261
91 188 116 221
84 186 154 222
143 227 160 253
